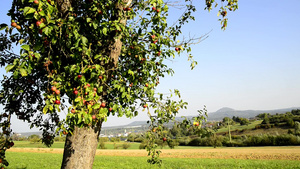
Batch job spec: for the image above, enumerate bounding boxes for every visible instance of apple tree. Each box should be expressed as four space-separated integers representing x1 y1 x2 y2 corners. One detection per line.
0 0 238 168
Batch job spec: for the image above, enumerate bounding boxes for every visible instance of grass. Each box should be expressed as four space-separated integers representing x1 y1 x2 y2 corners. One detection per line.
5 151 300 169
216 120 262 133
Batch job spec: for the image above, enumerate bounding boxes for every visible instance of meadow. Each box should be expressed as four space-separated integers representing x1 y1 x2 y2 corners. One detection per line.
5 142 300 169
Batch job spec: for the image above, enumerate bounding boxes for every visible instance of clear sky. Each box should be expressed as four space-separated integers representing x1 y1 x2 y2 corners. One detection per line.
1 0 300 132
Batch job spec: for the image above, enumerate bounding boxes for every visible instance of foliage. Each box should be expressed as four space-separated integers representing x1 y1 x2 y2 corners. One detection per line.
0 0 238 167
122 142 131 149
28 134 41 143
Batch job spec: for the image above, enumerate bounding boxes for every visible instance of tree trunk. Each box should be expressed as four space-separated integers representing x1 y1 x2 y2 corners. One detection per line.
60 124 101 169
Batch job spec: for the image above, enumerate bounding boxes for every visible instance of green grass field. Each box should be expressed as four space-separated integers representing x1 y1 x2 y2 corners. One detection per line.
5 151 300 169
216 120 263 133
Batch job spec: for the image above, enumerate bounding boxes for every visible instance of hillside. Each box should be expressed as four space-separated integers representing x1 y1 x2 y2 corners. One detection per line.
207 107 300 121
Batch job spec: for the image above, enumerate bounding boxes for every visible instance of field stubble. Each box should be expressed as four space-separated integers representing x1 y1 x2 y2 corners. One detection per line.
7 146 300 160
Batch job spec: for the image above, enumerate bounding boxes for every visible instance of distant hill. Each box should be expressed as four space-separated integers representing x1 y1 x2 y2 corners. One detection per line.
207 107 300 121
16 107 300 136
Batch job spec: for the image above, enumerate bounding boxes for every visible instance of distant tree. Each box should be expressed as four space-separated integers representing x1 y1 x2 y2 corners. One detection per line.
239 118 249 125
295 121 300 136
28 134 40 143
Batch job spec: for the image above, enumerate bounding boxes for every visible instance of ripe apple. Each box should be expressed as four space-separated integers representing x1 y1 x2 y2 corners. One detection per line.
51 86 57 92
109 107 113 112
175 47 179 51
145 83 149 87
92 115 96 120
10 142 14 146
98 75 103 79
11 22 17 27
78 75 82 79
55 90 60 95
193 121 199 126
63 131 67 135
93 88 97 91
16 25 21 30
156 9 160 13
162 137 167 142
73 90 78 95
101 102 106 107
71 109 75 113
153 40 158 44
86 83 90 87
143 104 147 108
152 7 156 11
33 0 39 4
36 21 41 27
55 100 60 105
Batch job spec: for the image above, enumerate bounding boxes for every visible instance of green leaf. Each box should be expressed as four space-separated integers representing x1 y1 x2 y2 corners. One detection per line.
20 68 28 77
75 97 81 102
23 7 36 16
5 64 15 72
92 103 100 109
21 45 30 51
0 24 8 31
43 105 48 114
81 36 88 46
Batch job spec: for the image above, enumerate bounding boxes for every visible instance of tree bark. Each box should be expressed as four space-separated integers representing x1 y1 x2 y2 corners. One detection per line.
60 123 102 169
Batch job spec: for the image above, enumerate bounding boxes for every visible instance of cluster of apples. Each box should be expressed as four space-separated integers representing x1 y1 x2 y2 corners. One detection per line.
51 86 61 105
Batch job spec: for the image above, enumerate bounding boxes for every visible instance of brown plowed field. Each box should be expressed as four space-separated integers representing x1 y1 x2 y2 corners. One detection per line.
8 147 300 160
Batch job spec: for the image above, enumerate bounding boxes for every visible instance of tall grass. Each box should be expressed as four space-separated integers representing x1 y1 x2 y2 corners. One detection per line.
6 152 300 169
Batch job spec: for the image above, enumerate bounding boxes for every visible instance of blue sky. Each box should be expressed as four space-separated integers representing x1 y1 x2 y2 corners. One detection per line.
1 1 300 132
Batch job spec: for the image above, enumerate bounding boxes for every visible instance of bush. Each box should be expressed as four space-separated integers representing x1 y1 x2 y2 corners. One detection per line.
122 142 131 149
98 141 106 149
139 143 146 149
167 139 179 149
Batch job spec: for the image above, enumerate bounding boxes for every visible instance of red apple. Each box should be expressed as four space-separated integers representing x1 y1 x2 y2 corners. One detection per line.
78 75 82 79
98 75 103 79
55 100 60 105
101 102 106 108
73 90 78 95
143 104 147 108
33 0 39 4
63 131 67 135
193 121 199 126
156 9 160 13
51 86 57 92
109 108 113 112
71 109 75 114
36 21 42 27
145 83 149 87
86 83 90 87
10 142 14 147
162 137 167 142
175 47 179 51
55 90 60 95
16 25 21 30
92 115 96 120
152 7 156 11
11 22 17 27
151 35 156 39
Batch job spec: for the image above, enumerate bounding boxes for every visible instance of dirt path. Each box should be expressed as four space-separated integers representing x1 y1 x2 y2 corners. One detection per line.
7 147 300 160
